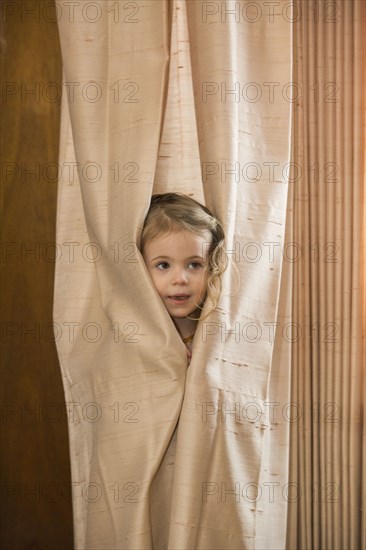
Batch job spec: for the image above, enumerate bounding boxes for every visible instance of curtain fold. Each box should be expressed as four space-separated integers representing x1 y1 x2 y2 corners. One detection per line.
55 3 189 548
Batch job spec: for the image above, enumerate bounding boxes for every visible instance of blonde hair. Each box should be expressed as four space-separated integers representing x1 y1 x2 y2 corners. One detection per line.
140 192 228 320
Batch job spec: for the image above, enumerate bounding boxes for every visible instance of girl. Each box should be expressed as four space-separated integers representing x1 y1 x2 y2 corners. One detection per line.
140 193 228 365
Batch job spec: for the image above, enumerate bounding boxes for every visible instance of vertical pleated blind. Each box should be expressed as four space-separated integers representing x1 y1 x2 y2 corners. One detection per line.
287 2 366 549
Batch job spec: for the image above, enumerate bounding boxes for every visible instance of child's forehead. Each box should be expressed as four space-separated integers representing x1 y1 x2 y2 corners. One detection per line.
145 229 211 256
153 228 210 244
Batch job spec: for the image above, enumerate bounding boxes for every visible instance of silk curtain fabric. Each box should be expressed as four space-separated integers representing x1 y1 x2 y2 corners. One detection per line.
54 1 292 548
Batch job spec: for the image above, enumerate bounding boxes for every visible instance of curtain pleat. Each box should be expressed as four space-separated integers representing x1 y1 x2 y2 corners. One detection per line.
287 2 366 549
55 3 186 549
153 0 202 200
170 3 292 548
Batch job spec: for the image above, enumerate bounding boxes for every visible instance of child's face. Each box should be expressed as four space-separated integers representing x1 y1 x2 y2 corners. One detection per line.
142 229 211 320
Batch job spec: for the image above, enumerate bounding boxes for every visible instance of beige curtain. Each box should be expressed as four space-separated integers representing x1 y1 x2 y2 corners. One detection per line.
54 1 365 548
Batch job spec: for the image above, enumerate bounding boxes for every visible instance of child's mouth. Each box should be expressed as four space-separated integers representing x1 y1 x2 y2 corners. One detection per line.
168 295 190 304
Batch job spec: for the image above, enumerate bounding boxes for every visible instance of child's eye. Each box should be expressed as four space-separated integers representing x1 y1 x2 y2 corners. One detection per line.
156 262 170 270
188 262 203 269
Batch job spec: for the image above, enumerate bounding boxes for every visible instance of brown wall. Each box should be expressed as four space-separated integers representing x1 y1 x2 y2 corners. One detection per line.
1 2 74 548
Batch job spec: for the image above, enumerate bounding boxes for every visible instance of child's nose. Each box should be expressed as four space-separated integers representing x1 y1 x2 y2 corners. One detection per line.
172 268 188 284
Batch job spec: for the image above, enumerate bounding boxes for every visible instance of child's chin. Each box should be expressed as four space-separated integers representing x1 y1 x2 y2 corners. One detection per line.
169 311 189 318
168 308 194 318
